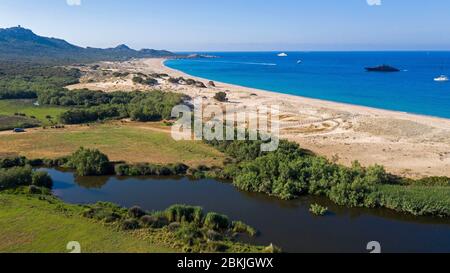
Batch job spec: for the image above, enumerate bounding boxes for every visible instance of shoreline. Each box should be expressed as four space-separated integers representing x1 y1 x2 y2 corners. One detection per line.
162 59 450 124
67 58 450 178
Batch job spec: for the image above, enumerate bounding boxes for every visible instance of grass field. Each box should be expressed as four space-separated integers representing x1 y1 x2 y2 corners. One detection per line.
0 121 225 166
0 194 175 253
0 99 66 127
0 115 40 131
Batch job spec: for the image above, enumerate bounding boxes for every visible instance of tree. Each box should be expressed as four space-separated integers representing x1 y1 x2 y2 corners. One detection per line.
66 147 111 176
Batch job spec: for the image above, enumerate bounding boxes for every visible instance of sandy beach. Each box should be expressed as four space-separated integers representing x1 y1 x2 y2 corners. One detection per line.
67 58 450 178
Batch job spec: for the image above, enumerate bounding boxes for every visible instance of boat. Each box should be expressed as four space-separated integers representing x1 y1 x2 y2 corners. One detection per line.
434 75 449 82
365 65 400 72
277 53 288 57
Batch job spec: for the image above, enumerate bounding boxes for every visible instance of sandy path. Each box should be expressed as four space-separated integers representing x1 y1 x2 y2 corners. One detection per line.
66 58 450 178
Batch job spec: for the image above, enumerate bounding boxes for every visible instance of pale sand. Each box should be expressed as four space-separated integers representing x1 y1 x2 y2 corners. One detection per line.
67 58 450 178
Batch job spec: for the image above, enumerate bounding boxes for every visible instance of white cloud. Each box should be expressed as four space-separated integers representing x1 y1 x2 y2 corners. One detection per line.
367 0 382 6
66 0 81 6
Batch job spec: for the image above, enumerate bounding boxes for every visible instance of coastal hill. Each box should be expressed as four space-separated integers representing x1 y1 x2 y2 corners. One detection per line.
0 26 177 63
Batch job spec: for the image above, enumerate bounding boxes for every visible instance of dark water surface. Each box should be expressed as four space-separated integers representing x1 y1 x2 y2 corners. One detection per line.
46 168 450 253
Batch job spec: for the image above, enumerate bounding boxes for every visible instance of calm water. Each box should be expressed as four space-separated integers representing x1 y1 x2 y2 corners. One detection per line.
47 169 450 253
165 52 450 118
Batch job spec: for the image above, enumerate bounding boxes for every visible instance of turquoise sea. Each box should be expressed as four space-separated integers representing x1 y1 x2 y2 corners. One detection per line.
165 52 450 119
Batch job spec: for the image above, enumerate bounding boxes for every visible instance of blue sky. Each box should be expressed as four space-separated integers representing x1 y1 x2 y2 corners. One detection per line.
0 0 450 51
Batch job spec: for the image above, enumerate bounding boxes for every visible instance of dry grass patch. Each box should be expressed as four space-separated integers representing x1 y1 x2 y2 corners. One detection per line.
0 122 225 166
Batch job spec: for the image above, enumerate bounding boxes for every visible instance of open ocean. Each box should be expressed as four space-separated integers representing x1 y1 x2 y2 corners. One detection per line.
165 52 450 119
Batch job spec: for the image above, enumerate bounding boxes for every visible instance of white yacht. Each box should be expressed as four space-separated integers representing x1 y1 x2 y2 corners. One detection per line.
434 75 449 82
277 53 288 57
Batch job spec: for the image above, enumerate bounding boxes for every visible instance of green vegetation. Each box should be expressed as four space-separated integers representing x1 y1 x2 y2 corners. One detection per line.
138 204 261 253
378 185 450 217
309 204 328 216
0 115 40 131
0 196 264 253
66 147 111 176
0 63 78 130
204 212 230 231
0 63 81 99
0 123 225 167
132 76 144 84
214 91 228 102
31 171 53 188
38 89 185 124
0 160 266 253
115 162 189 177
168 77 207 88
132 76 157 86
0 100 66 127
206 138 450 217
0 63 184 128
0 166 33 190
232 221 258 237
0 26 176 63
0 194 174 253
0 164 53 192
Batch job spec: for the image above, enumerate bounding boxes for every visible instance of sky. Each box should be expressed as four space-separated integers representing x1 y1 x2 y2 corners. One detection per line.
0 0 450 51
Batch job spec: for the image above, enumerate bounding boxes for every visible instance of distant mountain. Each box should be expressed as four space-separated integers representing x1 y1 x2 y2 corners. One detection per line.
0 26 178 63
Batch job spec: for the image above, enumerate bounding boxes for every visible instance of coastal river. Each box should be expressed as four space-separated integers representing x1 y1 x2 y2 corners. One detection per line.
46 168 450 253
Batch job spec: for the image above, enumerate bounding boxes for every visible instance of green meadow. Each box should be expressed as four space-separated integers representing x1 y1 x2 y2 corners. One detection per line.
0 99 66 127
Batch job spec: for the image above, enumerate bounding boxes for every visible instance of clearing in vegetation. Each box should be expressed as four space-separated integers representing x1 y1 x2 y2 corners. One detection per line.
0 99 66 127
0 122 225 167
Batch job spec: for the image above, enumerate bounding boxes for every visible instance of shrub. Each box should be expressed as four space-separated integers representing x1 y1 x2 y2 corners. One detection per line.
114 163 189 176
83 208 121 223
413 177 450 187
140 215 169 228
82 202 124 222
165 205 203 224
378 185 450 217
114 164 130 176
66 147 111 176
167 222 181 231
195 81 207 88
174 223 203 243
328 178 376 207
231 221 257 237
132 76 144 84
121 219 140 230
204 212 230 231
171 163 189 175
144 78 158 86
214 92 228 102
128 206 146 219
206 241 229 252
32 171 53 188
0 156 27 168
205 229 223 241
309 204 328 216
28 185 42 194
0 166 32 190
42 157 69 168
